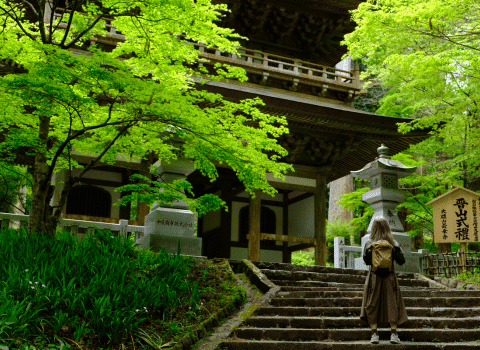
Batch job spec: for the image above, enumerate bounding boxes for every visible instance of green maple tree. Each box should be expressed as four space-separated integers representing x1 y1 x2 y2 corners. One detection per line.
0 0 292 237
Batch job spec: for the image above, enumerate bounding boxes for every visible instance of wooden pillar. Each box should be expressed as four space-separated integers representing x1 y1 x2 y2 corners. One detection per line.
220 180 233 259
282 190 291 263
248 189 262 262
314 173 327 266
459 242 467 274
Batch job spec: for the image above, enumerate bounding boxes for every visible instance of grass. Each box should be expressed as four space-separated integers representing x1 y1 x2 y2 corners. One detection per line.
0 227 246 350
448 267 480 285
291 250 334 267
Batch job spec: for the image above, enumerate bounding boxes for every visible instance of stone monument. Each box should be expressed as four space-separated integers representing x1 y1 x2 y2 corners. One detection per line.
136 159 204 257
351 144 423 273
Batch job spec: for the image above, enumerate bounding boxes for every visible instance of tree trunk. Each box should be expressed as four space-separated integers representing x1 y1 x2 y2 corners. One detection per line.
28 116 57 237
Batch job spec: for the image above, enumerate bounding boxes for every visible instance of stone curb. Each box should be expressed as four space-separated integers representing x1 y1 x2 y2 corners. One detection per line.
190 259 280 350
414 273 449 289
433 276 480 290
170 258 246 350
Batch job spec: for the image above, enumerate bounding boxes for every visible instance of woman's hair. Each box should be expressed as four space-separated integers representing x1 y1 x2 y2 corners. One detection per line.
370 218 398 246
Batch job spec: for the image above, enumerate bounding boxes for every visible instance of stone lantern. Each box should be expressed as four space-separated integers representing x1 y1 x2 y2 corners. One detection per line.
350 144 420 272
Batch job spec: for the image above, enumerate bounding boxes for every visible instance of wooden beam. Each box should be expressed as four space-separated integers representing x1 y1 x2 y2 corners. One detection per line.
247 233 316 245
288 192 314 206
230 241 283 251
314 173 328 266
224 186 246 199
288 243 315 253
269 181 316 193
283 190 290 263
231 196 283 207
248 190 262 262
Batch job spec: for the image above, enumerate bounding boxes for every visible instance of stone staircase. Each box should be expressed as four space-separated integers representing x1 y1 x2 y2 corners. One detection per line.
218 261 480 349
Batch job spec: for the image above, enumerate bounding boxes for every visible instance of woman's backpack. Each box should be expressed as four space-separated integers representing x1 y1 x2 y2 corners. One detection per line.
370 240 394 278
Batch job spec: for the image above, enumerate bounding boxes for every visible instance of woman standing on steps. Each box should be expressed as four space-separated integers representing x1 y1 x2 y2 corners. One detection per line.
360 218 408 345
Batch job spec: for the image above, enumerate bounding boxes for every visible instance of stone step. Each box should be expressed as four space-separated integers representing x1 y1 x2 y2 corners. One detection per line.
254 306 480 318
277 290 480 298
220 340 480 350
244 316 480 329
279 286 440 292
253 261 369 276
232 327 480 342
262 270 425 285
270 278 430 288
270 296 480 308
254 261 417 279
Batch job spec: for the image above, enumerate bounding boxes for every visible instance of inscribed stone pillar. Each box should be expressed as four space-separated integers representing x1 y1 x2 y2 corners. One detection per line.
328 174 354 223
315 173 327 266
328 173 355 244
248 190 262 262
139 159 203 257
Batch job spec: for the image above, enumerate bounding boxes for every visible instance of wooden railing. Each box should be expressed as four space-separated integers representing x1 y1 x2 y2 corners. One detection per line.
421 251 480 278
48 9 360 96
194 42 360 92
0 212 144 243
51 8 125 43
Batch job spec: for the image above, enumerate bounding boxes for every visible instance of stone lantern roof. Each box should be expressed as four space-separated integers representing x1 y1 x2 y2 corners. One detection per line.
350 144 417 180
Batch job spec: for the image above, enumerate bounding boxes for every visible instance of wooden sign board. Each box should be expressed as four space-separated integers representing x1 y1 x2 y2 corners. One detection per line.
426 184 480 244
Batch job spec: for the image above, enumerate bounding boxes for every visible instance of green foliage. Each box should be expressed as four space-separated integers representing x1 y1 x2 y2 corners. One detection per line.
0 226 205 347
0 164 31 214
336 179 374 235
291 250 334 267
343 0 480 219
0 0 292 225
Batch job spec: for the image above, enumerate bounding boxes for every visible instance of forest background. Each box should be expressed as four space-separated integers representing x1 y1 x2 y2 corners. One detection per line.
1 0 479 256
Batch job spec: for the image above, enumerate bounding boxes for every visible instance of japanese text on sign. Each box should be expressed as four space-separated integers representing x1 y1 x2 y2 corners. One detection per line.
474 199 478 242
454 198 469 241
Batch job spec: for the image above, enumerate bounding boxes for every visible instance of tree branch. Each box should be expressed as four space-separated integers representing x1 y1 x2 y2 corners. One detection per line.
0 3 35 40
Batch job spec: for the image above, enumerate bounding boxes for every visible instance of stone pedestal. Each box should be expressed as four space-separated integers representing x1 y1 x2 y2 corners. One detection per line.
139 207 202 256
355 233 422 273
136 159 204 257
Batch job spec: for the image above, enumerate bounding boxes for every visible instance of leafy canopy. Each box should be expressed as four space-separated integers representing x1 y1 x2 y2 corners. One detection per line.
0 0 292 217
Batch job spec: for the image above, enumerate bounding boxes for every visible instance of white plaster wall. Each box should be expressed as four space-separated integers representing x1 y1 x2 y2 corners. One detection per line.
203 190 221 233
266 173 316 187
106 186 121 219
288 196 314 246
230 246 283 263
236 190 283 202
72 169 122 182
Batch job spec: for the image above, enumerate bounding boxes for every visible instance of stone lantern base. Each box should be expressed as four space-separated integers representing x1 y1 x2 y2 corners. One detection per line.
137 207 204 258
355 233 425 273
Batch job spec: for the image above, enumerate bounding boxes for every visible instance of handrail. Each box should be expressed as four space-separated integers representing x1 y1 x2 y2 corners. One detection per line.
0 212 144 242
49 11 360 90
52 8 124 37
194 42 359 88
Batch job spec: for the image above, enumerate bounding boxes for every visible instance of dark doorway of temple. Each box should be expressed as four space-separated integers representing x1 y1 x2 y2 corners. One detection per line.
239 205 276 246
66 185 111 218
